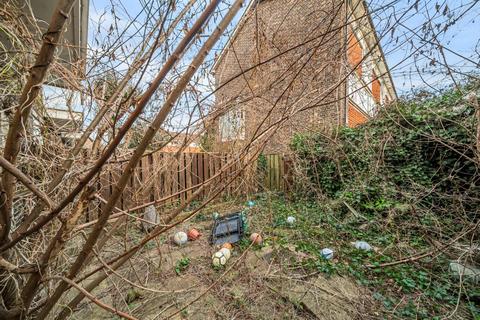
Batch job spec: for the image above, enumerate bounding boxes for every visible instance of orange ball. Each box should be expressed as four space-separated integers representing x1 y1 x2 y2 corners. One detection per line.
221 243 233 250
187 228 201 240
250 233 262 245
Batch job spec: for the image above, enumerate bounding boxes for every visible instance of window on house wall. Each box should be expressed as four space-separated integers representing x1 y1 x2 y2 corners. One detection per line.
219 103 245 142
362 52 373 89
348 75 376 116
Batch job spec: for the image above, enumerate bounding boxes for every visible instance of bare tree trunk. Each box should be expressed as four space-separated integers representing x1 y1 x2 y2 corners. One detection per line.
0 0 206 254
53 2 244 318
0 1 77 317
0 0 77 246
35 1 223 318
12 0 197 236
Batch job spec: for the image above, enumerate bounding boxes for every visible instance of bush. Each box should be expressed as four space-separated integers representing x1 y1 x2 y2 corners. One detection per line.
291 84 479 225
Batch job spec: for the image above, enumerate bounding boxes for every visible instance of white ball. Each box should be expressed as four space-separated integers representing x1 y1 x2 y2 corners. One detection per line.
286 216 296 225
212 251 227 267
219 247 231 260
173 232 188 246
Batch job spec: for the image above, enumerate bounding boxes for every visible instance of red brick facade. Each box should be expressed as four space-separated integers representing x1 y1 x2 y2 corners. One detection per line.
348 29 363 77
212 0 394 153
347 102 368 127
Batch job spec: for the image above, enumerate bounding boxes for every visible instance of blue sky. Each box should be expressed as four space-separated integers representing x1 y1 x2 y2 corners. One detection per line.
86 0 480 97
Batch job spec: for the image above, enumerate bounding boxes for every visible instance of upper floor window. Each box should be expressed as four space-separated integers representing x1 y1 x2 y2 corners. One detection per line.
219 103 245 142
362 52 373 88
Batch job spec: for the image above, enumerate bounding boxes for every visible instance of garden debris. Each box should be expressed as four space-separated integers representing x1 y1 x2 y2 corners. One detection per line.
142 204 159 231
244 246 274 273
219 247 231 259
212 250 228 266
449 261 480 284
210 212 244 245
250 232 263 245
286 216 296 226
187 228 201 240
221 242 233 250
173 231 188 246
353 241 372 251
320 248 334 260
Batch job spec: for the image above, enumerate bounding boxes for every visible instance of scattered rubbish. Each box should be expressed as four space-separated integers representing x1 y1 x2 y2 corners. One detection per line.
142 205 159 231
353 241 372 251
320 248 334 260
449 261 480 284
187 228 201 241
286 216 296 226
221 242 233 250
210 212 244 245
250 233 263 245
247 200 255 207
212 212 220 220
212 250 228 267
219 247 231 260
173 231 188 246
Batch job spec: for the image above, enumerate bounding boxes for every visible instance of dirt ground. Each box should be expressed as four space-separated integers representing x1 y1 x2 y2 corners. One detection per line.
70 214 373 320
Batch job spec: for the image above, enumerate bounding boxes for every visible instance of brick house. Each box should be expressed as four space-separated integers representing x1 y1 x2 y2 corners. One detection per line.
211 0 396 153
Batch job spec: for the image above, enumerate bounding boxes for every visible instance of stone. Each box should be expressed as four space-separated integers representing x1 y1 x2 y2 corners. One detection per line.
449 261 480 284
142 205 159 231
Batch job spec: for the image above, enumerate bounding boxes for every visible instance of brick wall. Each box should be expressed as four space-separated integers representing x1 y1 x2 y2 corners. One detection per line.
372 74 381 103
212 0 346 154
347 102 368 127
347 28 363 77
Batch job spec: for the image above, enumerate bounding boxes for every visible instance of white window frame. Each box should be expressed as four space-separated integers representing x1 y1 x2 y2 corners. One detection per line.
219 103 245 142
348 74 376 116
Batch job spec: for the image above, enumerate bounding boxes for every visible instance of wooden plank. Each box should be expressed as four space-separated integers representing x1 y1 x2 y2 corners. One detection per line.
122 162 132 211
185 153 192 200
178 153 186 204
198 152 204 198
191 153 198 192
208 153 214 197
275 155 280 190
147 154 154 202
164 153 173 205
215 153 221 195
153 152 162 202
267 155 272 190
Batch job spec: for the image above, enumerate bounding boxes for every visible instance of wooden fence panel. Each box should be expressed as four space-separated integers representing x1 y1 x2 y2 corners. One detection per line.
97 152 291 216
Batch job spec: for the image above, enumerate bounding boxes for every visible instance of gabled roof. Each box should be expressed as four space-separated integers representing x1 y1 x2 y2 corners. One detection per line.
212 0 397 100
349 0 397 99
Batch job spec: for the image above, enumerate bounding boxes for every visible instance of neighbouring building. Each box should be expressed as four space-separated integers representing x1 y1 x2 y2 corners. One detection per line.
212 0 396 153
0 0 89 147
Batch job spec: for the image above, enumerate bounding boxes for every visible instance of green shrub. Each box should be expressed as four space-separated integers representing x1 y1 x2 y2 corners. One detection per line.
291 83 479 223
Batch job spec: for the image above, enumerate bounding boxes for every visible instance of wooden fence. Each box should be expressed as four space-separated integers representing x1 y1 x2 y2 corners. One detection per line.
262 154 293 192
90 152 292 217
93 152 251 214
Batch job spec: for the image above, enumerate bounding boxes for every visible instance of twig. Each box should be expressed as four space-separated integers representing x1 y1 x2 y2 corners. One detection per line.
0 155 53 208
50 276 140 320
